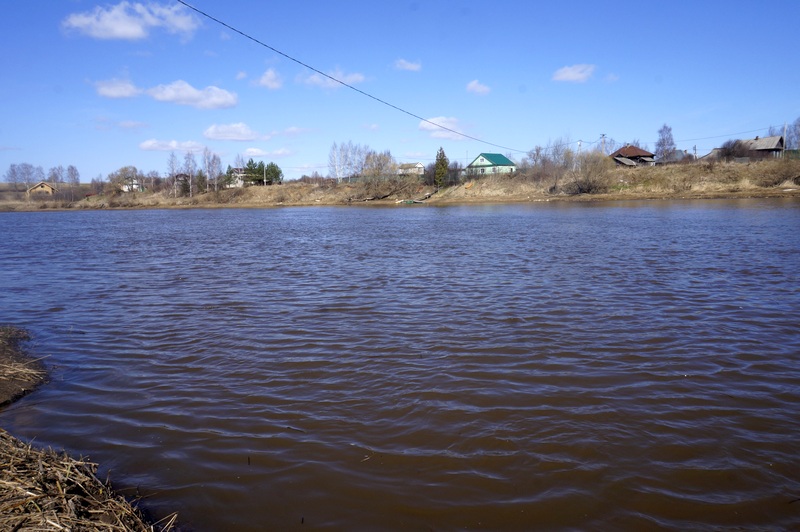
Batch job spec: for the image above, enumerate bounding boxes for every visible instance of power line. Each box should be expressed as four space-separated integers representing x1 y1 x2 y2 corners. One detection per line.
175 0 523 153
674 127 773 144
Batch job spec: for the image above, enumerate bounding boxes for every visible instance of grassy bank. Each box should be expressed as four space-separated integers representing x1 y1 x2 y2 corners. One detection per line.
1 158 799 212
0 326 176 531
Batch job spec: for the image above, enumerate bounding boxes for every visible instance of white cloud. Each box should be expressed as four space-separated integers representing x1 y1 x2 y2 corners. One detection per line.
147 80 237 109
419 116 466 140
552 64 596 83
118 120 148 130
243 147 291 158
466 79 490 95
364 124 379 131
395 59 421 72
62 2 200 40
257 68 283 90
139 139 205 152
243 148 267 157
203 123 260 141
302 68 365 89
236 71 247 80
95 78 141 98
283 126 309 135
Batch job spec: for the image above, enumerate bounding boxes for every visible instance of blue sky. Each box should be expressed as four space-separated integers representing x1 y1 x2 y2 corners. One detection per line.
2 0 799 182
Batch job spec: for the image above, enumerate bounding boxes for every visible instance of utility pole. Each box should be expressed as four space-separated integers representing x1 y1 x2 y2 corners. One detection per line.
601 134 606 155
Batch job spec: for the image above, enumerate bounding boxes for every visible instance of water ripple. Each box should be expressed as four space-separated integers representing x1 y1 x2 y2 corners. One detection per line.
1 201 799 530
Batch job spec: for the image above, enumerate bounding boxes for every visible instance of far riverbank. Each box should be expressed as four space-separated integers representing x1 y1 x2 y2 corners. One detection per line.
2 159 799 212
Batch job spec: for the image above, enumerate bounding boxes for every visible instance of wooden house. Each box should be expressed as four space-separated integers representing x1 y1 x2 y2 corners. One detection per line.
742 135 784 159
609 146 656 167
464 153 517 176
27 181 57 196
397 162 425 176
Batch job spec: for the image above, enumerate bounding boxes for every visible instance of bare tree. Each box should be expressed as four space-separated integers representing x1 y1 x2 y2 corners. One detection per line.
772 119 800 150
348 142 367 179
655 124 676 161
328 141 346 182
4 164 20 191
66 165 80 201
202 148 211 193
15 164 41 190
167 152 179 197
362 149 396 178
719 139 749 161
206 152 222 192
66 165 80 187
48 165 65 185
789 117 800 150
145 170 160 191
90 174 105 194
328 141 368 182
183 151 197 197
448 159 463 185
33 166 44 186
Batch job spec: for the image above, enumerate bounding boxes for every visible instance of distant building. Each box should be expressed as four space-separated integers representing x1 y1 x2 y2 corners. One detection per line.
121 181 144 192
742 135 784 158
27 181 57 196
464 153 516 176
701 135 785 161
609 145 656 167
226 168 246 188
397 162 425 176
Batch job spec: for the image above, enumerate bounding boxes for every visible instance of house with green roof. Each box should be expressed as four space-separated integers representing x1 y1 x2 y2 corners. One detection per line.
464 153 517 176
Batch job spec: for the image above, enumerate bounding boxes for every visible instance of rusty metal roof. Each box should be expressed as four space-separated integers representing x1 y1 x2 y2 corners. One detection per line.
609 145 655 158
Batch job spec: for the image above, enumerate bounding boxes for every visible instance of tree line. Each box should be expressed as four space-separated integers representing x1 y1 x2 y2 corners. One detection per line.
3 148 285 200
324 141 462 188
6 117 798 200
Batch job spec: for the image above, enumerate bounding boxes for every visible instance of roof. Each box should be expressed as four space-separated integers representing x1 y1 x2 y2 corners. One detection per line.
469 153 516 167
398 162 423 169
743 135 783 151
613 156 637 167
609 145 655 158
27 181 57 192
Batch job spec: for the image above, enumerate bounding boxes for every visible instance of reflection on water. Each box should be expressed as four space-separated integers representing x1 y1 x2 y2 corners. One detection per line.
1 200 799 530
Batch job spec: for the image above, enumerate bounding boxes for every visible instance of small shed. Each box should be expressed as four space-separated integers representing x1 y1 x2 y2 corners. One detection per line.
27 181 57 196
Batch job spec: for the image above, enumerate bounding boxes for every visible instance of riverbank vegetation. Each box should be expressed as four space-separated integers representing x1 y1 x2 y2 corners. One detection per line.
1 156 799 211
0 327 177 531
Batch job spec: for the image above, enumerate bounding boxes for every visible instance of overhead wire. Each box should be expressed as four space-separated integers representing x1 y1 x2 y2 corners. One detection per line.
175 0 524 153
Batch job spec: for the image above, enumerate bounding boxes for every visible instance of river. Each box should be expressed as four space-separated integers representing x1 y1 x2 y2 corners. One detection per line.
1 199 799 530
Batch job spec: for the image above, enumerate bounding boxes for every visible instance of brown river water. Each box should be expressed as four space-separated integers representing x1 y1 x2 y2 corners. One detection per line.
1 199 799 530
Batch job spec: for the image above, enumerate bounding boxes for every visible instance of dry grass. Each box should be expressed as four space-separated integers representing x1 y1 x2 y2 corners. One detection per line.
0 430 177 531
0 327 45 407
0 327 177 531
2 159 799 212
607 158 800 195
